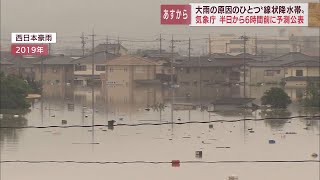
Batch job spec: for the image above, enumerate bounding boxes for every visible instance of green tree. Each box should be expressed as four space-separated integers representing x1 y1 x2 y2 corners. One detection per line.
261 87 292 108
0 73 31 109
303 81 320 107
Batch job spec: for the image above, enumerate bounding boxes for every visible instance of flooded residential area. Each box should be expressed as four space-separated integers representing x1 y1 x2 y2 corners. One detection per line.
1 0 320 180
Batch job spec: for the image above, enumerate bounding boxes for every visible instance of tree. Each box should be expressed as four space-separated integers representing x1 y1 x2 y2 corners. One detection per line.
0 73 31 109
261 87 292 108
303 81 320 107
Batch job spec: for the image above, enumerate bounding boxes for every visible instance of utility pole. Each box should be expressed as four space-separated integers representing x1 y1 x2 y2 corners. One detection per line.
274 36 278 57
254 34 258 55
105 35 109 62
208 34 212 55
260 46 264 61
170 35 175 129
188 37 191 61
88 29 95 145
158 34 165 55
80 32 87 57
225 43 229 54
117 36 120 55
240 33 249 98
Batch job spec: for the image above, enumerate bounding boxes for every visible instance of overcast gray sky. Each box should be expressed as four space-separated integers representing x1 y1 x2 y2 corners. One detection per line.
1 0 319 51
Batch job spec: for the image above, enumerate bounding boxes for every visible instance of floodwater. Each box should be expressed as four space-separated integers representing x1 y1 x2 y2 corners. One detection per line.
1 84 319 180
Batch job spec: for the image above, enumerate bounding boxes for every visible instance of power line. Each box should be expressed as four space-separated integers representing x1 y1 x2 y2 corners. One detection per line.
1 160 319 165
1 116 319 129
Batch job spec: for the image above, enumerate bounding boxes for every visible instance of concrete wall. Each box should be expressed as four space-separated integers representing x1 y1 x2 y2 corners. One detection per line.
241 66 285 85
34 65 74 84
285 67 320 78
177 67 234 86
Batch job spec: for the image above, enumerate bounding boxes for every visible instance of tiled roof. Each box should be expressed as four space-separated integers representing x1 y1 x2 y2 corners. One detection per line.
106 56 157 66
247 52 319 67
176 56 253 67
72 52 118 64
0 59 13 65
34 56 74 65
95 43 128 52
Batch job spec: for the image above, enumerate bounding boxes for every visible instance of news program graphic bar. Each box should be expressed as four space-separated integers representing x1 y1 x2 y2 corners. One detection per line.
161 5 191 24
11 44 49 56
160 3 320 27
11 33 57 44
190 3 308 27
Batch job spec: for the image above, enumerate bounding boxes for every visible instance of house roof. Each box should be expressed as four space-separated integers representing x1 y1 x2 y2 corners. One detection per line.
235 53 256 58
106 56 157 66
284 60 320 67
176 56 254 67
247 52 319 67
210 53 234 58
34 55 74 65
72 52 118 64
269 52 317 62
0 59 14 65
95 43 128 53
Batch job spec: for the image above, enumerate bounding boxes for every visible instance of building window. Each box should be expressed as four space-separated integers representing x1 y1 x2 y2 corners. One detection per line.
75 65 86 71
264 70 274 76
275 70 281 74
186 68 190 74
96 65 106 71
296 70 303 76
180 82 190 86
135 66 144 73
193 81 198 86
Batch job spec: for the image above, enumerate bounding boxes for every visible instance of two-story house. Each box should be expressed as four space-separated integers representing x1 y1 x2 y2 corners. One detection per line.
33 55 75 85
102 56 157 88
72 52 118 86
95 43 128 56
242 52 319 86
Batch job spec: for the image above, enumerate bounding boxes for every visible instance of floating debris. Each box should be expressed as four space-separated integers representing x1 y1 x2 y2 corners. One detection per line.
195 151 203 159
202 141 210 144
216 147 231 149
61 120 67 125
13 115 19 118
303 127 309 130
108 120 116 130
209 124 214 129
285 132 297 134
51 115 55 117
145 108 151 111
269 140 276 144
249 130 255 133
248 128 253 131
311 153 318 158
85 115 88 118
171 160 180 167
228 175 239 180
177 118 181 121
119 117 124 121
182 136 191 139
